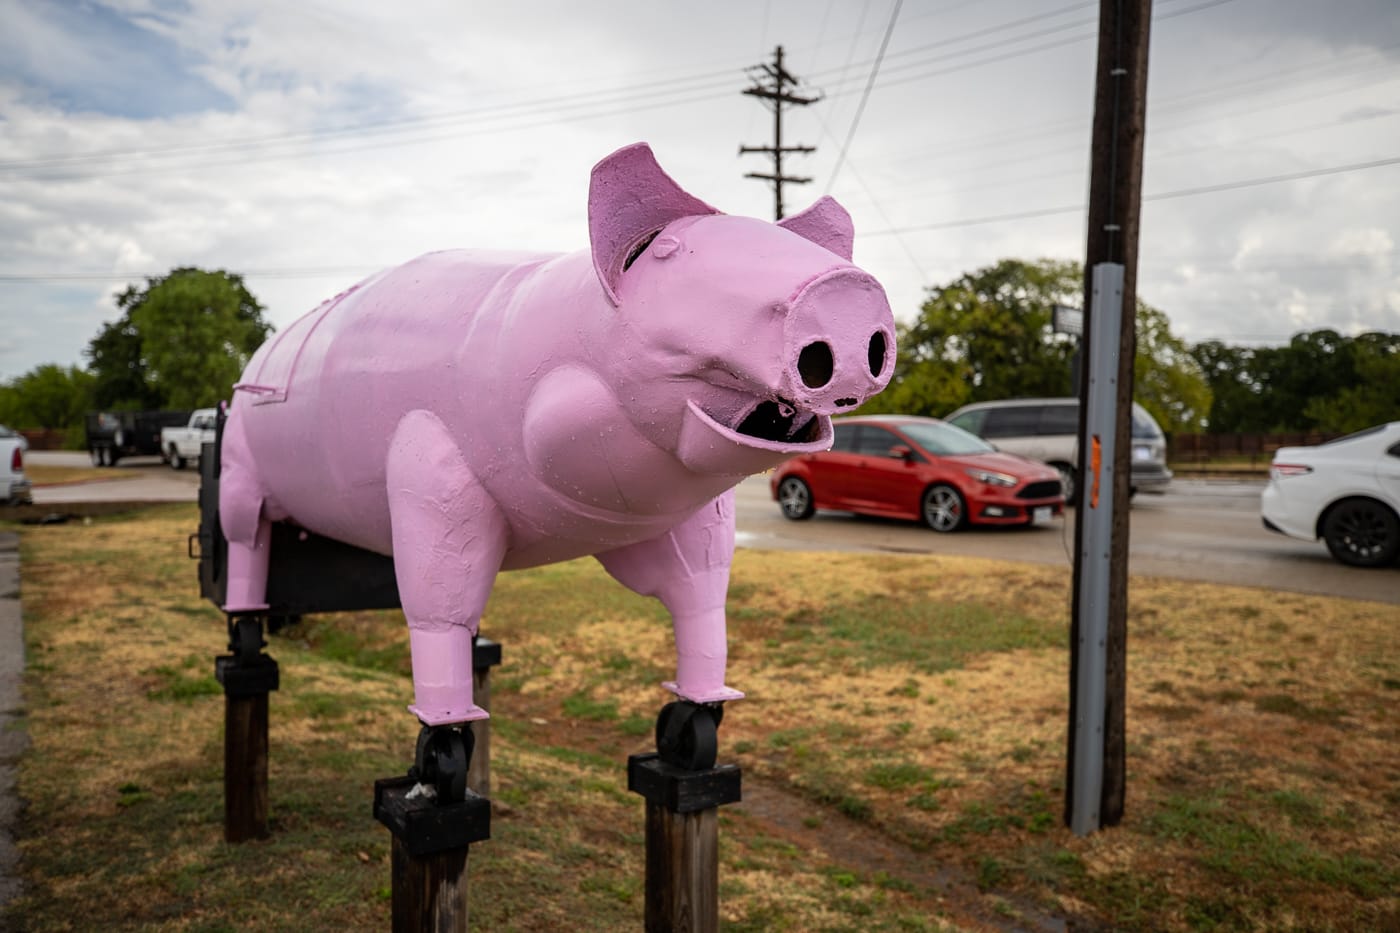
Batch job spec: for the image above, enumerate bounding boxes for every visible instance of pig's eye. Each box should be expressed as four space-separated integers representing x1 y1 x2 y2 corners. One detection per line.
624 231 661 271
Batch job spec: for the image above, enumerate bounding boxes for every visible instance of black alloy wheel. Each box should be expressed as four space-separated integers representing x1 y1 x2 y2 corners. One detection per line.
1322 497 1400 568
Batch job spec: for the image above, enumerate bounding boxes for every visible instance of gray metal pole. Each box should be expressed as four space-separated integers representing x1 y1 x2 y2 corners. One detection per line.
1069 262 1123 836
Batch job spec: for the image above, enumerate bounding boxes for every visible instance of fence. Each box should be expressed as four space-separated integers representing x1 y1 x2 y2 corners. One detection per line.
1168 432 1337 465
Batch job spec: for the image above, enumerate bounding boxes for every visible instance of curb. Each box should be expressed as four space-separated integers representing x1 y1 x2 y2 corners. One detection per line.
0 531 25 915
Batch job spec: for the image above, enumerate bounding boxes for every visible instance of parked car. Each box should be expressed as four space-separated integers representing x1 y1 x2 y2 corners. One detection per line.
160 408 218 469
769 415 1064 532
85 409 192 466
1 432 31 505
943 397 1172 502
1261 422 1400 568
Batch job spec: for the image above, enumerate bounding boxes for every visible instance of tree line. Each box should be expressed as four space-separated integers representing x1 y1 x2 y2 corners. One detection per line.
862 258 1398 436
0 268 272 444
1 259 1394 443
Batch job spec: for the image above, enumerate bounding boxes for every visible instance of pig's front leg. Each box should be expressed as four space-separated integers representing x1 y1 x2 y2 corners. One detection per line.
387 410 508 725
596 489 745 704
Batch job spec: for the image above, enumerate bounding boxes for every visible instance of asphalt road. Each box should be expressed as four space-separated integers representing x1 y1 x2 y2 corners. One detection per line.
26 452 1398 605
736 473 1400 606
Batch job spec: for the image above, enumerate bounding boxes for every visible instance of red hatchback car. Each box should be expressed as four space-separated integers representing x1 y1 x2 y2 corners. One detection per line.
769 415 1065 532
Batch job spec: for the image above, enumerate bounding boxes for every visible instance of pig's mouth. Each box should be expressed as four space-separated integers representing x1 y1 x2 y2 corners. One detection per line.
732 397 824 444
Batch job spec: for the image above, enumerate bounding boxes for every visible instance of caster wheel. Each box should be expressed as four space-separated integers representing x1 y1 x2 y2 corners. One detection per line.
231 617 264 663
656 702 718 771
415 726 473 803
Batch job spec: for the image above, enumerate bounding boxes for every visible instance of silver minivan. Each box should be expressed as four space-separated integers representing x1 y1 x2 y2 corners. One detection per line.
943 398 1172 502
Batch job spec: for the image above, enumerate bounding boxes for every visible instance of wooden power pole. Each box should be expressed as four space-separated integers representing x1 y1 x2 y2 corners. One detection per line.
1066 0 1152 834
739 45 821 220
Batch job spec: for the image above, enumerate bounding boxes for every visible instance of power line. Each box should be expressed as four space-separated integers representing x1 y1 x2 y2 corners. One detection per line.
823 0 903 196
862 153 1400 236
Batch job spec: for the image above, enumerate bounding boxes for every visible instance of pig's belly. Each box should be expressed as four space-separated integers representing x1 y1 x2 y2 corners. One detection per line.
252 433 709 569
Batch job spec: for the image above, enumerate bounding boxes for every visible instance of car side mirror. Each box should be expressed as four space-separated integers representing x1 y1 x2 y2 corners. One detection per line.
890 445 914 461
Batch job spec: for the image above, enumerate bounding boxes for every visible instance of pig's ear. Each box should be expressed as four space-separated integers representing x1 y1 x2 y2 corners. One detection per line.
589 143 720 305
777 196 854 262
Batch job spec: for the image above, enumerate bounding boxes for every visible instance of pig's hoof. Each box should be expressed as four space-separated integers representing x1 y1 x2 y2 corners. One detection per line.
662 681 745 704
656 701 719 772
408 702 490 726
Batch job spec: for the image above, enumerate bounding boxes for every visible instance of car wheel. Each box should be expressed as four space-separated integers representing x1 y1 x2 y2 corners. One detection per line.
922 484 966 533
777 476 814 520
1053 463 1078 505
1322 497 1400 568
169 445 186 470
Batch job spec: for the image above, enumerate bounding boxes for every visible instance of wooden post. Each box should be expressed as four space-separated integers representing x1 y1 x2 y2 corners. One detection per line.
216 624 278 844
644 804 719 931
223 691 269 842
390 836 470 932
467 637 501 799
628 754 741 933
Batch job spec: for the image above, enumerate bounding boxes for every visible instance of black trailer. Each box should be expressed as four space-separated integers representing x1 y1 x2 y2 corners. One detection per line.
85 409 192 466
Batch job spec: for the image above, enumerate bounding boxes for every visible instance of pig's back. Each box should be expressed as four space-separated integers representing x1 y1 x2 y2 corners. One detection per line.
233 249 564 552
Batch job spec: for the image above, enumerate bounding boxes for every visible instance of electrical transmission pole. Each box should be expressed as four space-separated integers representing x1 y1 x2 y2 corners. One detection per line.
739 45 821 220
1066 0 1152 836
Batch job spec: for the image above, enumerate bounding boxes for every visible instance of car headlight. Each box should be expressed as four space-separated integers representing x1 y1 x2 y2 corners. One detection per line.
965 467 1016 487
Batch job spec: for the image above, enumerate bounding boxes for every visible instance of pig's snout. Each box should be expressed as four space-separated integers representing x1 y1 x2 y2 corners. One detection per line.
781 269 895 415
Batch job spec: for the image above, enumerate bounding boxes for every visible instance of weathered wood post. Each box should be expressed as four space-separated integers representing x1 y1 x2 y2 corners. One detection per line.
628 703 740 933
467 637 500 798
216 614 278 843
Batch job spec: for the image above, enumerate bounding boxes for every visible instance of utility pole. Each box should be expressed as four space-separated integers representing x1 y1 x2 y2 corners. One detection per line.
739 45 821 220
1066 0 1152 835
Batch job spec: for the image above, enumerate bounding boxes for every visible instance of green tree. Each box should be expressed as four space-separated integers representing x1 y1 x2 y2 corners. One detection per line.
1189 340 1270 433
87 312 163 410
87 267 272 410
0 364 95 431
864 258 1079 416
870 258 1210 431
1301 332 1400 433
1134 301 1211 433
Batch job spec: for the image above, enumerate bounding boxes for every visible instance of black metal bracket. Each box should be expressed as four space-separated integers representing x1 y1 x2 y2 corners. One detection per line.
374 776 491 857
627 754 742 814
215 654 280 698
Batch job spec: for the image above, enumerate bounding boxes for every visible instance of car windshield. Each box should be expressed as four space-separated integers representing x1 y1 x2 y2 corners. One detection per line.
896 421 996 456
1130 405 1164 439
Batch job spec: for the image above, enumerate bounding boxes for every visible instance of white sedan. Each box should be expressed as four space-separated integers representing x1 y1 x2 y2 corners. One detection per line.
1261 422 1400 568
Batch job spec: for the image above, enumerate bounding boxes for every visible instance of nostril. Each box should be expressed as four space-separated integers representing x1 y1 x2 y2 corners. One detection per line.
798 341 834 388
835 398 858 408
868 331 887 377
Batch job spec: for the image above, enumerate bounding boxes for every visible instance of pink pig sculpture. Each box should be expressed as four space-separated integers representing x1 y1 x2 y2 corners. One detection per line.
219 143 895 726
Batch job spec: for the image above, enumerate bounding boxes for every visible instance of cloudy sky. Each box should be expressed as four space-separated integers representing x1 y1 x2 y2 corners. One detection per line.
2 0 1398 383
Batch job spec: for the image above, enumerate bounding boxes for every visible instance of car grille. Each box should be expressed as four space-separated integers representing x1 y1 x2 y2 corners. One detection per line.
1018 481 1062 500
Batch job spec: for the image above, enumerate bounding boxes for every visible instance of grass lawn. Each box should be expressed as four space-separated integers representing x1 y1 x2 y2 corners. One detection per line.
24 464 139 487
4 504 1397 931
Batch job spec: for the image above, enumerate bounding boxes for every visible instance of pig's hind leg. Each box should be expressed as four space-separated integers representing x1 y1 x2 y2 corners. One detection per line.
387 410 508 725
596 489 745 704
219 408 271 613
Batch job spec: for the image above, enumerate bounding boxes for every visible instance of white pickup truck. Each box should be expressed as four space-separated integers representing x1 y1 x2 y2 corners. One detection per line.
0 428 31 505
159 408 218 470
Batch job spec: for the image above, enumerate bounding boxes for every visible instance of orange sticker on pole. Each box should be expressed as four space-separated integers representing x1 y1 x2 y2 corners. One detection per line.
1090 435 1102 509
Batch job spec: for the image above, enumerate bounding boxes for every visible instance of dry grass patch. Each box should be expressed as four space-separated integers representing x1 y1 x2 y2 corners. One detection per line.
24 463 138 486
5 504 1398 932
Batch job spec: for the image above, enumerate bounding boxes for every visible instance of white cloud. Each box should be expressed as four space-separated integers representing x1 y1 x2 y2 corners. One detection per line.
1 0 1398 382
